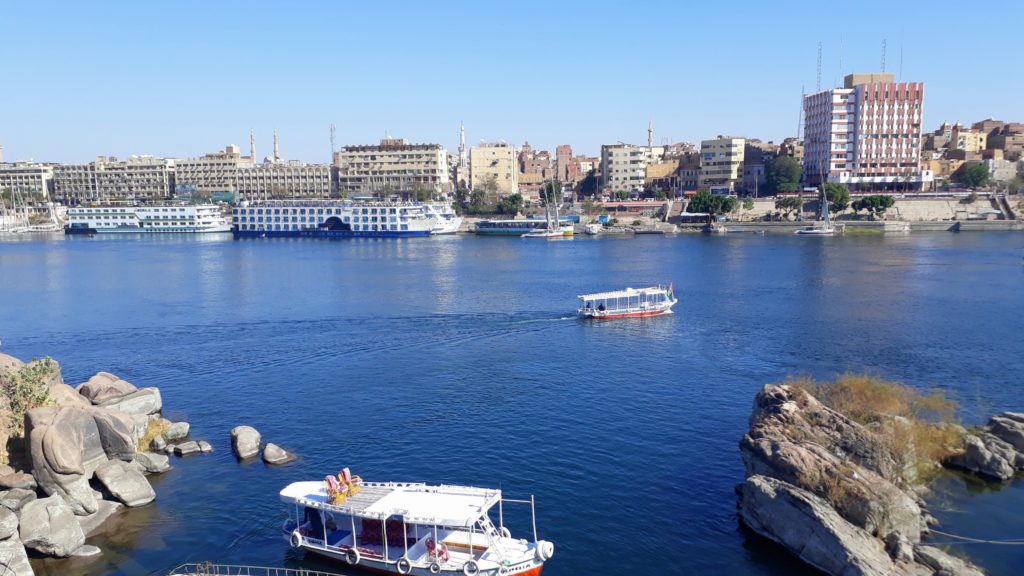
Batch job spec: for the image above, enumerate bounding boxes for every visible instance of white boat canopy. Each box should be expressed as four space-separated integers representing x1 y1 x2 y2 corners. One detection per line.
578 286 671 301
279 481 502 528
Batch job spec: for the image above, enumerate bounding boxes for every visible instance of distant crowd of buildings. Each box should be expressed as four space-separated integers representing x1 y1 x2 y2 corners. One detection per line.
3 70 1023 205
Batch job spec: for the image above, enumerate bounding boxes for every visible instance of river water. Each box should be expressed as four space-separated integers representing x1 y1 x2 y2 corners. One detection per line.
0 232 1022 575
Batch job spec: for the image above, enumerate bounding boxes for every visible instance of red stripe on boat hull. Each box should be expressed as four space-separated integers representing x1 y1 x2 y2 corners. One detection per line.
586 309 673 320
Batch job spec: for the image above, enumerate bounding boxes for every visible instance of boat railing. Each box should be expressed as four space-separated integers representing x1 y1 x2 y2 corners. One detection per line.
167 562 348 576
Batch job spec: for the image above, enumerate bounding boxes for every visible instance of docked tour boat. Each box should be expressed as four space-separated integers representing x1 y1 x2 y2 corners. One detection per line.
577 284 677 319
65 203 230 234
280 469 554 576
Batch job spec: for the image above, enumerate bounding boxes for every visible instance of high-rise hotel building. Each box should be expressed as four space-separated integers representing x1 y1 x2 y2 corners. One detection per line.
803 73 931 188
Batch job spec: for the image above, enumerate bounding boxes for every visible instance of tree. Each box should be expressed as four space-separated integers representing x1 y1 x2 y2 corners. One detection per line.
578 169 598 197
742 198 754 211
496 193 523 216
686 190 738 221
765 156 802 194
851 195 895 219
1008 175 1023 195
614 191 629 200
775 196 803 219
953 163 990 189
822 183 850 213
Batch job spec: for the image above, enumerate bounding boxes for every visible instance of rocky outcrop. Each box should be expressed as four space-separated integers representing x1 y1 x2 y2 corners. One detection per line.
946 412 1024 481
97 387 162 416
25 405 135 515
76 372 137 405
0 472 36 491
76 500 122 538
19 495 85 557
0 536 33 576
741 385 921 542
231 426 261 459
0 488 36 513
262 443 293 465
738 384 984 576
739 475 896 576
0 507 17 540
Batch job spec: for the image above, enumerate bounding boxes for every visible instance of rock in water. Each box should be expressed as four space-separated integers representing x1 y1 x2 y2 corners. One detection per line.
164 421 190 441
262 443 293 465
947 434 1015 480
135 452 171 474
76 500 122 537
198 440 213 453
988 414 1024 451
0 536 33 576
739 475 896 576
70 544 102 557
0 507 17 540
19 495 86 557
97 387 162 416
914 546 984 576
231 426 261 459
93 460 155 507
150 435 167 452
173 441 201 456
76 372 137 405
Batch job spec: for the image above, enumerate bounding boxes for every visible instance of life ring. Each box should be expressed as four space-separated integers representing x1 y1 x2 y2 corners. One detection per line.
396 557 413 574
535 540 554 561
429 561 442 574
499 526 511 538
463 559 480 576
289 530 303 549
346 548 360 565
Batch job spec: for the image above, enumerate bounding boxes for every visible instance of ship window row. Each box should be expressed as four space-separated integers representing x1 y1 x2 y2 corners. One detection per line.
237 224 411 232
234 215 408 224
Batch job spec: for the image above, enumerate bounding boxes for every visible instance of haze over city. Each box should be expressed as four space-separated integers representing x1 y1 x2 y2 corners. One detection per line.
3 0 1023 163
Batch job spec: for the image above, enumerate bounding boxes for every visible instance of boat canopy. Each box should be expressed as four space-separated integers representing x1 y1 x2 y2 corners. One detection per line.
279 481 502 528
578 286 671 301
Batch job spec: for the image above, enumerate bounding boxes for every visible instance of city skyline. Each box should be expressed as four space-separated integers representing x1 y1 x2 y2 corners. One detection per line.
2 1 1023 164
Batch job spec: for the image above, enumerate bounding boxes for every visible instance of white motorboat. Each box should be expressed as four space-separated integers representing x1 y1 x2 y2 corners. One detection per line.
280 470 554 576
578 284 677 319
583 223 602 235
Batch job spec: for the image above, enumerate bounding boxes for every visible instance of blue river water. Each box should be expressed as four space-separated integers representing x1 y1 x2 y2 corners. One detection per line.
0 231 1022 575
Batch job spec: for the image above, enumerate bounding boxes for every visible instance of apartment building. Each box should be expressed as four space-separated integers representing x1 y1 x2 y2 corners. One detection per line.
698 137 745 192
334 138 450 197
600 144 664 193
803 72 930 188
469 142 518 197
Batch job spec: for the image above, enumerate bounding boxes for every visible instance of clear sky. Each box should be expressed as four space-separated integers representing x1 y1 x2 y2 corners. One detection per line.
2 1 1021 164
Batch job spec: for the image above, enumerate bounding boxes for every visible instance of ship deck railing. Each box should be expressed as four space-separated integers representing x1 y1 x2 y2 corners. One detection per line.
167 562 347 576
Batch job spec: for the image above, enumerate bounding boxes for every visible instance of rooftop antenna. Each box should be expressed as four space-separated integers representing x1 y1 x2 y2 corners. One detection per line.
881 38 887 73
816 41 822 91
273 130 280 162
249 129 255 162
459 121 466 167
838 36 844 85
898 33 904 82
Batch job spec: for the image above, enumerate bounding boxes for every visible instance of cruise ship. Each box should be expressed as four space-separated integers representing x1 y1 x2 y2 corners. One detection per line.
423 203 463 234
232 200 437 238
64 204 231 234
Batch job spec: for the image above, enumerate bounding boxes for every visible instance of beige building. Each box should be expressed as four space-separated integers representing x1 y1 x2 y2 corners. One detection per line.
334 138 450 197
698 136 745 191
237 161 332 199
469 143 518 197
0 161 54 200
175 145 254 196
600 144 665 193
55 155 174 201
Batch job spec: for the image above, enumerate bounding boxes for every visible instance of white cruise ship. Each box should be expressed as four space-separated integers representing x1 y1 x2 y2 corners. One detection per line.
65 204 231 234
232 200 436 238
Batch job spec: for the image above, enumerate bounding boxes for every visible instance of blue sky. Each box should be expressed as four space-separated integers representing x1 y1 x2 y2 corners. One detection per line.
2 1 1021 163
